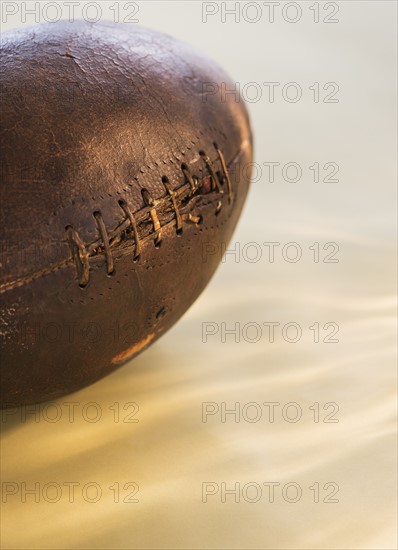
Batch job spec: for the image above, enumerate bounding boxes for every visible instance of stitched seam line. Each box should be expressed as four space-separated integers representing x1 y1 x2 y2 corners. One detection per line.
0 142 248 293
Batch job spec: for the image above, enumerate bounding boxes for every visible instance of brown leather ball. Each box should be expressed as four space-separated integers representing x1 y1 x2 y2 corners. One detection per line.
0 20 253 408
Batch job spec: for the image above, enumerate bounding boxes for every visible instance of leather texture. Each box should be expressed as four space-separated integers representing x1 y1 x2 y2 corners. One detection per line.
0 20 253 407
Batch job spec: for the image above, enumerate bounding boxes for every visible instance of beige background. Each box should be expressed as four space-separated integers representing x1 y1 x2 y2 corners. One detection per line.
1 1 397 549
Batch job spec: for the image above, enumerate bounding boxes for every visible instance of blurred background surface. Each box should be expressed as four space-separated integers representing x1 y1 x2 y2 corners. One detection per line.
1 1 397 548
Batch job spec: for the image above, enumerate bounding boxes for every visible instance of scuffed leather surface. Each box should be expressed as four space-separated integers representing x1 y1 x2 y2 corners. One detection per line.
0 21 253 407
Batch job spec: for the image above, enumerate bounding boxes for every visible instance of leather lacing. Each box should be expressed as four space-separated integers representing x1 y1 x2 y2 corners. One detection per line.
66 144 233 287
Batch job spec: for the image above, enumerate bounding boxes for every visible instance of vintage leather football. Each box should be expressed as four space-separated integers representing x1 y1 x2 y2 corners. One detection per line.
0 20 253 408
